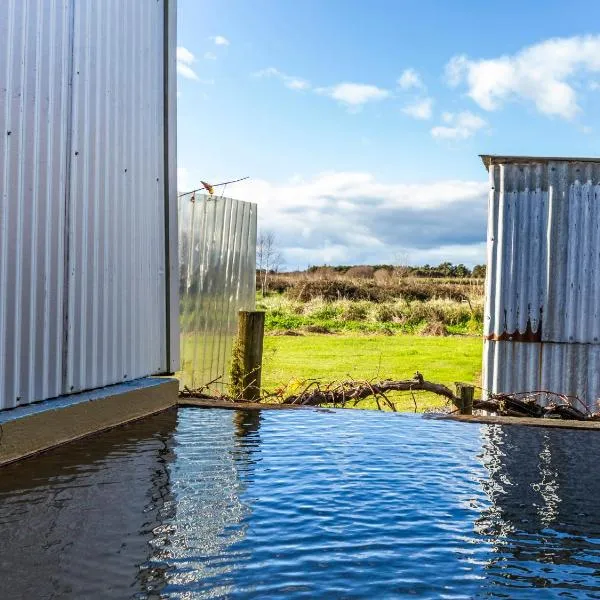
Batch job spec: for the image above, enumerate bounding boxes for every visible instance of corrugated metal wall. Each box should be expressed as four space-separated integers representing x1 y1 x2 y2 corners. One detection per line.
0 0 177 409
178 194 257 391
483 156 600 408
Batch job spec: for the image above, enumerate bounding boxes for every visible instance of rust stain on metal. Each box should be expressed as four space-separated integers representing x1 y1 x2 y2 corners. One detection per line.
485 317 542 343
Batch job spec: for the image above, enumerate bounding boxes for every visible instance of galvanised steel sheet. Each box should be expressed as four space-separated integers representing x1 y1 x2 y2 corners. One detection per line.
0 0 177 409
485 158 600 343
0 0 72 409
65 0 167 393
483 340 600 410
482 156 600 408
178 194 257 391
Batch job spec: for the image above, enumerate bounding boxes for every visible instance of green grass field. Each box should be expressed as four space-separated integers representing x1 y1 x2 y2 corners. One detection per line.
262 334 483 412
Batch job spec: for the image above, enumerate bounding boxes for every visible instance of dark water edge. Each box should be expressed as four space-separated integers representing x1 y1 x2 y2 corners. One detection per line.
1 407 600 599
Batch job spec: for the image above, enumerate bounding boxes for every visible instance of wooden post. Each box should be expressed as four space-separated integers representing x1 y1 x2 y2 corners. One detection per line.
230 311 265 401
455 383 474 415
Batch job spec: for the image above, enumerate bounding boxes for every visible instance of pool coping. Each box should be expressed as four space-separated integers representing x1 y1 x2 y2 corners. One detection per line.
448 414 600 430
0 377 178 467
177 399 306 410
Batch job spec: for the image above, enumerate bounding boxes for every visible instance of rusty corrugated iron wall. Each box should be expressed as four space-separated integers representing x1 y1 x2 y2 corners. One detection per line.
482 155 600 408
0 0 178 410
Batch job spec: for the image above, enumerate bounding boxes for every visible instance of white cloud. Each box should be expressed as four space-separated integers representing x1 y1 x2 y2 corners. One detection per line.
402 97 433 120
190 171 488 266
177 167 191 193
254 67 311 90
398 68 424 90
211 35 230 46
431 111 487 139
316 83 390 109
204 52 217 60
446 35 600 119
176 46 199 80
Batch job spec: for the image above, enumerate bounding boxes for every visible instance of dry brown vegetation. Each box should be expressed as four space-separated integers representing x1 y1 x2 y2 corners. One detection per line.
257 268 485 336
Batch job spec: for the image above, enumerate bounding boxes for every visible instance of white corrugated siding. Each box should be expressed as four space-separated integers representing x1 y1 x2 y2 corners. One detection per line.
66 0 166 393
0 0 72 407
483 157 600 409
0 0 176 409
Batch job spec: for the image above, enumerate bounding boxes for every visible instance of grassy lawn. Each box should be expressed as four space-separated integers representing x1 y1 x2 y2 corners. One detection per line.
262 334 483 412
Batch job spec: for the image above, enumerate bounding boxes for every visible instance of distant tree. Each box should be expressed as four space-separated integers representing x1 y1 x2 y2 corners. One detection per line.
472 264 486 278
257 231 283 296
454 264 471 278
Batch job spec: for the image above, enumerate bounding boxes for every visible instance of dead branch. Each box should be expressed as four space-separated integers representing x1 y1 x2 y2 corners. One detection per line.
282 374 460 407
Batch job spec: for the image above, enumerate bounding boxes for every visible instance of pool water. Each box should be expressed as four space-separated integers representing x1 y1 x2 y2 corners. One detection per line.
1 408 600 599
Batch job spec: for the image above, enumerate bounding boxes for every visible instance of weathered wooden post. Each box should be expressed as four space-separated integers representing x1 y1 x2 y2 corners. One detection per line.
455 383 474 415
230 311 265 401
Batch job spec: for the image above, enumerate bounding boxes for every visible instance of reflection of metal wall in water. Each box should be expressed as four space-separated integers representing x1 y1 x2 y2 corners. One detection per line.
0 410 178 599
475 424 600 591
178 194 257 390
482 155 600 408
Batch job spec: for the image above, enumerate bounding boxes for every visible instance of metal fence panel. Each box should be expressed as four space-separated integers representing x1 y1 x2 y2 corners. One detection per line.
178 194 257 391
482 156 600 408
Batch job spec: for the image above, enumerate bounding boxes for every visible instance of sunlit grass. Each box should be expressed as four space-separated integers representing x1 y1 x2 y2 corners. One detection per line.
262 334 483 412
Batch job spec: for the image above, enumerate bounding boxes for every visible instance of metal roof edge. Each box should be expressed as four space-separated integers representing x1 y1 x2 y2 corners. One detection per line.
480 154 600 171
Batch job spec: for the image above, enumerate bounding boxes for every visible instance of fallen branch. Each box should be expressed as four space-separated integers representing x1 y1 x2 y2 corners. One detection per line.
282 372 460 407
473 390 597 421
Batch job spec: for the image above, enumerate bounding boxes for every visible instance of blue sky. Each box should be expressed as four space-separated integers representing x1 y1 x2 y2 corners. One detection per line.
177 0 600 268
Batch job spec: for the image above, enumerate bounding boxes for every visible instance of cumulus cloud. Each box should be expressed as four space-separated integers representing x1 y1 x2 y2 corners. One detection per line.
254 67 311 90
211 35 230 46
204 171 488 266
431 111 487 139
255 68 389 110
446 35 600 119
402 97 433 120
316 83 390 109
176 46 198 80
398 68 424 90
204 51 217 60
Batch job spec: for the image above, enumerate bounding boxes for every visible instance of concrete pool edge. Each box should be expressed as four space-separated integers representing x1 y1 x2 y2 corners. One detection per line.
448 414 600 430
0 377 178 467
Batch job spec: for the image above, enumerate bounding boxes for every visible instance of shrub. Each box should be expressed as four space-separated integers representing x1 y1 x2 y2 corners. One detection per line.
346 265 375 279
373 268 391 283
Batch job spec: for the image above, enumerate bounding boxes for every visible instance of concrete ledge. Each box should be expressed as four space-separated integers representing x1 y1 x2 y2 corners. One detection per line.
178 398 305 410
448 414 600 430
0 377 178 467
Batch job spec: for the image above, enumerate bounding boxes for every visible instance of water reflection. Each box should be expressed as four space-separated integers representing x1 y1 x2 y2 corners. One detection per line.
476 425 600 596
2 409 600 598
150 409 261 597
0 409 178 599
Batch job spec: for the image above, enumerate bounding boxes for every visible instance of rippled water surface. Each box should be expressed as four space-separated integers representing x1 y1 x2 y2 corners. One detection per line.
2 408 600 598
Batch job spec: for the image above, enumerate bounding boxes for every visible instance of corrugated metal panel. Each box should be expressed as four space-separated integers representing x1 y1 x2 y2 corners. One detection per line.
482 156 600 408
178 194 257 391
483 340 600 409
0 0 72 409
165 0 180 374
66 0 166 393
0 0 176 409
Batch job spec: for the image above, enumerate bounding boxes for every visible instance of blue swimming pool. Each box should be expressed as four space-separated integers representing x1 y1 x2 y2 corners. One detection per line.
1 408 600 598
